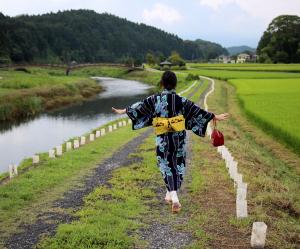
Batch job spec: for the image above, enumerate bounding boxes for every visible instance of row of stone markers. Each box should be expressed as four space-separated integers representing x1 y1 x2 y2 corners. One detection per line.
6 79 200 181
201 75 267 249
8 119 132 179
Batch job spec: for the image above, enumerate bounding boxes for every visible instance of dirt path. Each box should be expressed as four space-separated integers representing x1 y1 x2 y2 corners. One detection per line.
5 129 152 249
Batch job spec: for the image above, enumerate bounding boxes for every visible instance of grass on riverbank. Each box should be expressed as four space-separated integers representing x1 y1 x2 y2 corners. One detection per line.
0 67 105 121
0 121 144 244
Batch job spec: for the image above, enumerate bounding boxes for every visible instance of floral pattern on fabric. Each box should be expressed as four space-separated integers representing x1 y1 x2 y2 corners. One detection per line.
126 89 214 191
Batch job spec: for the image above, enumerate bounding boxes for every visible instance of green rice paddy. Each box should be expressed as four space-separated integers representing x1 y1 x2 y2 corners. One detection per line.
189 63 300 153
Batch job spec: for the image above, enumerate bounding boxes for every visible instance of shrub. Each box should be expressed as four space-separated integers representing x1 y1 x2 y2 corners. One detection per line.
185 73 200 81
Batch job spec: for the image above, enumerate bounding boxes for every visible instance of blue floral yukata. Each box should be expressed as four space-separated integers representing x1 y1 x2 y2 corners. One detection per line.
126 89 215 191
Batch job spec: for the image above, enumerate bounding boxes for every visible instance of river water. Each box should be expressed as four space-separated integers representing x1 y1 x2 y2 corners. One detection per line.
0 77 152 173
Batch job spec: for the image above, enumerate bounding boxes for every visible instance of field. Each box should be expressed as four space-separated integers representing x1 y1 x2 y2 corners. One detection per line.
187 63 300 154
0 66 299 248
188 63 300 72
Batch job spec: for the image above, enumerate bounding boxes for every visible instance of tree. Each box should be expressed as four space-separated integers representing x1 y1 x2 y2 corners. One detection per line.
257 15 300 63
145 52 156 65
0 9 229 64
168 51 185 66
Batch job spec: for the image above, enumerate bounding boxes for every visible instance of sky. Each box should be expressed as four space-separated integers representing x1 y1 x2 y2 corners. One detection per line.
0 0 300 48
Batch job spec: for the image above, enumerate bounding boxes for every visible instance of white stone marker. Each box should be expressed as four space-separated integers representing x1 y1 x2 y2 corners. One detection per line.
118 121 122 127
56 145 63 156
122 120 127 126
96 130 101 138
90 133 95 142
113 124 117 130
236 199 248 218
108 125 113 132
235 173 243 186
49 149 55 158
229 161 238 180
32 155 40 164
101 128 106 136
251 222 267 248
74 140 80 149
9 164 18 179
66 142 72 151
128 119 132 125
237 187 247 201
80 136 86 145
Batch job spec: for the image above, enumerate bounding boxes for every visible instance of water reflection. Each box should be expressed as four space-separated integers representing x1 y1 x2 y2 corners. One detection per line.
0 77 152 173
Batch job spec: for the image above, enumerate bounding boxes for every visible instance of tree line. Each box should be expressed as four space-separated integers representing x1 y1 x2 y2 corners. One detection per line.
257 15 300 63
0 9 228 64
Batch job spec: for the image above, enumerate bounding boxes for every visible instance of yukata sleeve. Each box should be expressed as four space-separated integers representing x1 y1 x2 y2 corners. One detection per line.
182 97 215 137
126 95 155 130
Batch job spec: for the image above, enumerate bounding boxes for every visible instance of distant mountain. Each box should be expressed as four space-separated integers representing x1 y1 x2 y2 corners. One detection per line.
194 39 228 59
0 9 227 64
226 46 256 56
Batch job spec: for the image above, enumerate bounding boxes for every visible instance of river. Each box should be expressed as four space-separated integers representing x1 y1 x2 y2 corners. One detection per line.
0 77 152 173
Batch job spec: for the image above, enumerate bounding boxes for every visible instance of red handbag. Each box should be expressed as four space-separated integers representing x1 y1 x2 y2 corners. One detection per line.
211 119 224 147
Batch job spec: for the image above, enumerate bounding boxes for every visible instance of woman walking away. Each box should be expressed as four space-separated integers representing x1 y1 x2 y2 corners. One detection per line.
112 71 229 213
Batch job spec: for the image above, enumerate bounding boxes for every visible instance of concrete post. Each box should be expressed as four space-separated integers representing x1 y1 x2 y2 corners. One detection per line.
66 142 72 151
80 136 86 145
73 140 80 149
101 128 106 136
96 130 101 138
236 199 248 218
9 164 18 179
56 145 62 156
32 155 39 164
90 133 95 142
49 149 55 158
251 222 267 248
108 125 113 132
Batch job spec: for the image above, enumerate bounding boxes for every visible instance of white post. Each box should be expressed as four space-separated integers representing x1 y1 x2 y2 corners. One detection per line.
235 173 243 186
108 125 113 132
32 155 39 164
73 139 80 149
9 164 18 179
236 199 248 218
118 121 123 127
49 149 55 158
113 124 117 130
80 136 86 145
128 119 132 125
96 130 101 138
56 145 63 156
122 120 127 126
229 161 238 180
237 187 247 201
90 133 95 142
251 222 267 248
101 128 106 136
66 142 72 151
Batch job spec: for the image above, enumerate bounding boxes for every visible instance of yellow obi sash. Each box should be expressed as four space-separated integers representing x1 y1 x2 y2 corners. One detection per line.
152 115 185 135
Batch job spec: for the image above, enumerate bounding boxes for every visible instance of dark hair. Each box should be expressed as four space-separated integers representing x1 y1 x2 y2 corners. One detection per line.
160 70 177 90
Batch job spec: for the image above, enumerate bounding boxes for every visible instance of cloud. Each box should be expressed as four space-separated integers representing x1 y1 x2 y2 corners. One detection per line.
199 0 300 22
142 3 183 25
